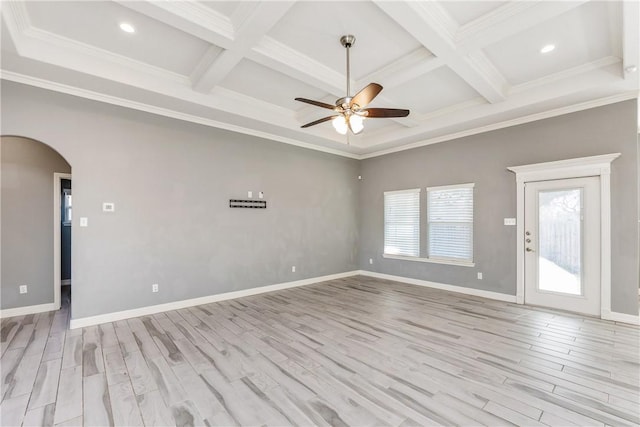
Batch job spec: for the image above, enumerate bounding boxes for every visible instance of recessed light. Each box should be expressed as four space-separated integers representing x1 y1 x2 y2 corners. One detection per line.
119 22 135 34
540 44 555 54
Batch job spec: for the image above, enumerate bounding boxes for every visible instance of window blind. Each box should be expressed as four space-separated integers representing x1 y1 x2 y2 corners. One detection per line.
384 189 420 257
427 184 473 261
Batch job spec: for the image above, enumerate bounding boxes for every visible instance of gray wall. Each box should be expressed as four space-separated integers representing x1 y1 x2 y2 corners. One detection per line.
1 81 359 319
359 100 639 315
1 136 71 309
1 81 637 318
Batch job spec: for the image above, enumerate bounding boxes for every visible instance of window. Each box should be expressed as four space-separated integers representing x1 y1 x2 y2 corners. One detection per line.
384 189 420 257
427 183 474 262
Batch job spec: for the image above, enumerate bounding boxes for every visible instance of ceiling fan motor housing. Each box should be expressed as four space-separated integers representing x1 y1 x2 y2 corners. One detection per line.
340 35 356 48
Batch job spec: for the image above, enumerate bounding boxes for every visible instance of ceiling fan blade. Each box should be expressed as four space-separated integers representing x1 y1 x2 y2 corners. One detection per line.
350 83 383 108
295 98 337 110
363 108 410 118
301 115 339 128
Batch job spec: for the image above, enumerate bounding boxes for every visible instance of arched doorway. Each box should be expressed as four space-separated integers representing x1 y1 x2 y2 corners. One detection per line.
1 135 72 317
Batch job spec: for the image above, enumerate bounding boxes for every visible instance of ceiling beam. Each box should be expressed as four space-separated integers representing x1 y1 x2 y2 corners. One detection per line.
190 1 294 93
622 0 640 82
374 0 508 104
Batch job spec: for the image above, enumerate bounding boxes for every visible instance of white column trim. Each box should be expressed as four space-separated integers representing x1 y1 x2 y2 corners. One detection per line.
507 153 620 318
53 172 72 312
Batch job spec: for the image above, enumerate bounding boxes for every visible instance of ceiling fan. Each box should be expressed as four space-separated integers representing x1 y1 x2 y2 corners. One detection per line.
295 35 410 135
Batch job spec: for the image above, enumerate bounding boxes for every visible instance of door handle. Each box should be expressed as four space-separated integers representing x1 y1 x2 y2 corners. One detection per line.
526 247 534 252
526 238 531 243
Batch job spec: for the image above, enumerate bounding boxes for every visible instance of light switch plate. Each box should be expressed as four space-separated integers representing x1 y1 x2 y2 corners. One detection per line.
504 218 516 226
80 217 88 227
258 191 264 199
103 202 115 212
248 191 253 198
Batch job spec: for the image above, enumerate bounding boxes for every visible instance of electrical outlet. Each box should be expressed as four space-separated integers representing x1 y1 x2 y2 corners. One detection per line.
291 266 296 273
152 284 159 293
369 258 373 264
19 285 28 294
477 272 483 280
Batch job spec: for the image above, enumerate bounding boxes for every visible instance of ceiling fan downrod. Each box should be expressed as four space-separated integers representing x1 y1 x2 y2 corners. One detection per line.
340 35 356 99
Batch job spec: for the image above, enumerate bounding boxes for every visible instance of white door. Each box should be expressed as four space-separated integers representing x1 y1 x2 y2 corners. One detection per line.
524 177 600 316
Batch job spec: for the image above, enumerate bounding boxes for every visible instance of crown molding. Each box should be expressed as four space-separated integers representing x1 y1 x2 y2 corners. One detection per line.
360 91 638 159
1 71 360 159
2 71 636 161
511 56 622 94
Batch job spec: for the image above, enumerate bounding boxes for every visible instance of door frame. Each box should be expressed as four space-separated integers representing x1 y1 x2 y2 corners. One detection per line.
508 153 620 318
53 172 72 311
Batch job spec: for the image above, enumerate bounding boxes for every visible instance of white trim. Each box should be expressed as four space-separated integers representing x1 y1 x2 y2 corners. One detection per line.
69 271 359 329
359 92 638 159
601 309 640 326
506 153 621 178
0 71 361 160
53 173 71 312
0 303 57 319
426 182 475 191
357 270 516 302
507 154 620 316
383 188 421 195
383 254 475 267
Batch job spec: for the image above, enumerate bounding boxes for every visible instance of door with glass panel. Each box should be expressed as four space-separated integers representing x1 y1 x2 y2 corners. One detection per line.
524 177 600 315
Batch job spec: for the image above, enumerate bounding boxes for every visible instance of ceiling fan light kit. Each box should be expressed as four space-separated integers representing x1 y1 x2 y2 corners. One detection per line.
295 35 410 136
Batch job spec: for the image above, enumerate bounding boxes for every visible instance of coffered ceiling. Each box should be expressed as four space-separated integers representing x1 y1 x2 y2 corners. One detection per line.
1 1 638 158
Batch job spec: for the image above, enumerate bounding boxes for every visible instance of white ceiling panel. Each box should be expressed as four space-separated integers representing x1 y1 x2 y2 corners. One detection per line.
441 1 508 26
267 1 423 79
1 0 637 157
219 59 328 111
24 1 214 76
383 67 482 115
483 1 620 85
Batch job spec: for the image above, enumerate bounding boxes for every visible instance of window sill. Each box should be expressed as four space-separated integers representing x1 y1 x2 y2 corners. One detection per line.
383 254 475 267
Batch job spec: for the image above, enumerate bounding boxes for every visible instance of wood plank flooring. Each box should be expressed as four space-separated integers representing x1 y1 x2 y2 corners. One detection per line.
1 276 638 426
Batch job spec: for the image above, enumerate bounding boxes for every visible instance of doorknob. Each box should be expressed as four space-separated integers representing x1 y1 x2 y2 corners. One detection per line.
525 231 531 236
526 238 531 243
526 247 534 252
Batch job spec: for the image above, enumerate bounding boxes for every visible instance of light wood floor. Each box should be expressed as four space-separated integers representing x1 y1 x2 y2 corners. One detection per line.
1 276 639 426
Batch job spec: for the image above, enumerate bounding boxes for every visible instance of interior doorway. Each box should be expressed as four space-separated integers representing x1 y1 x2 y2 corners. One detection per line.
54 173 72 310
524 176 601 316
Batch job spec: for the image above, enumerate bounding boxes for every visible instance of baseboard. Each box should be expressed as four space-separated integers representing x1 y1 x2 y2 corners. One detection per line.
601 309 640 326
70 270 359 329
0 302 57 319
356 270 518 303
